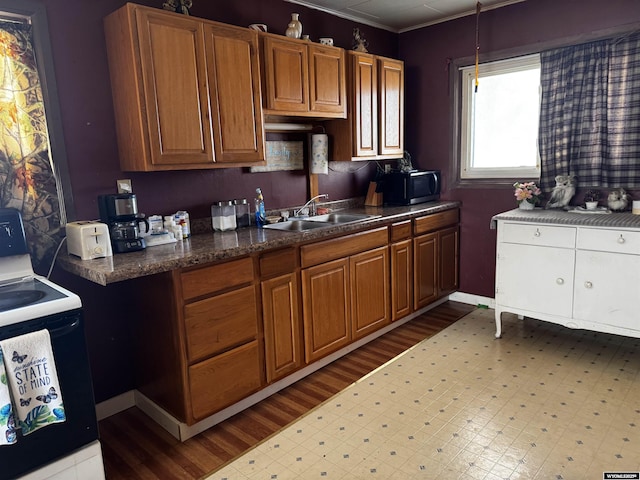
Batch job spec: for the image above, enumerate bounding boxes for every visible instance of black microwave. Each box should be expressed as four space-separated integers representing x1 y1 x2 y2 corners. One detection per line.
382 170 441 205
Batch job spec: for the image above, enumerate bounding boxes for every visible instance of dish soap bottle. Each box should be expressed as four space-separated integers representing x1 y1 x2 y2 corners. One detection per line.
255 188 266 227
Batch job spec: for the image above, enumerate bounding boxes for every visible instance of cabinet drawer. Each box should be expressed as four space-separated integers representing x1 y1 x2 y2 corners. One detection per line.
184 285 258 362
500 222 576 248
260 247 297 278
390 220 411 242
577 228 640 255
189 340 262 421
181 257 254 301
413 209 458 235
300 227 388 268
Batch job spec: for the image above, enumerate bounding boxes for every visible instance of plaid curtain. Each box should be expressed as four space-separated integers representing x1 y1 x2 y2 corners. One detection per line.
539 31 640 191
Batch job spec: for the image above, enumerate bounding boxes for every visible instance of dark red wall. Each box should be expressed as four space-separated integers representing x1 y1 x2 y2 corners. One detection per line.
399 0 640 298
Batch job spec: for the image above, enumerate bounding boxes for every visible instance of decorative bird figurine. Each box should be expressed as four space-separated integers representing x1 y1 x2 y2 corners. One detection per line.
545 175 576 209
607 188 630 211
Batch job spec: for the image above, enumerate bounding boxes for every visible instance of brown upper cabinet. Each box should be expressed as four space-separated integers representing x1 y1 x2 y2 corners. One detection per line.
104 4 265 171
260 33 347 118
326 52 404 161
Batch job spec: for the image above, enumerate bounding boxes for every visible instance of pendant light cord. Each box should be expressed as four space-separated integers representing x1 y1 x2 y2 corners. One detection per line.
475 2 482 92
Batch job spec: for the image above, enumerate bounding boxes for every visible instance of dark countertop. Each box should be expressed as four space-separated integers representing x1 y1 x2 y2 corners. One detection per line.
491 207 640 229
57 201 460 286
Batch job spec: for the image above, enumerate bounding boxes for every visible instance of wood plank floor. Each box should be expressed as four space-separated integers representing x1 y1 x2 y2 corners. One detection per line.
99 301 476 479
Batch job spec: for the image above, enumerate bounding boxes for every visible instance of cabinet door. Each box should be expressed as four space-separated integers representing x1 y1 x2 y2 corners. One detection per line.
351 53 378 157
391 239 413 321
439 226 459 296
378 57 404 156
308 44 346 116
414 232 438 309
302 258 351 363
351 246 390 339
262 36 309 113
262 273 302 382
574 250 640 332
204 24 265 163
136 9 214 166
496 243 574 318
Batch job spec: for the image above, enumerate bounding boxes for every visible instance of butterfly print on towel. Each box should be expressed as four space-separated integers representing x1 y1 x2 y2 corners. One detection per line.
36 387 58 404
5 413 16 443
11 351 27 364
19 397 31 407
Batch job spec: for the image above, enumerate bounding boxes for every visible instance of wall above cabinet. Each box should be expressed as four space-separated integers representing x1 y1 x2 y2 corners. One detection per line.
104 3 266 171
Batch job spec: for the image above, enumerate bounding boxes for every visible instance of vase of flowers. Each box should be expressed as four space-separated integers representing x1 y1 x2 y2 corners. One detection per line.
514 181 542 210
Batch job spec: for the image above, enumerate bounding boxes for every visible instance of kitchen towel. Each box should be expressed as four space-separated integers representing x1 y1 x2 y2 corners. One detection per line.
0 330 65 437
0 349 17 445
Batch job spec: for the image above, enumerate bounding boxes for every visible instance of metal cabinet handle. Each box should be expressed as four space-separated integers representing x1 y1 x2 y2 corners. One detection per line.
618 235 625 244
534 229 541 237
584 281 593 289
556 278 564 285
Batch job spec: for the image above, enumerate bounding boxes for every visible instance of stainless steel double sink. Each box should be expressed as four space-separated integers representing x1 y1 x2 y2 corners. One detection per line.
262 213 380 232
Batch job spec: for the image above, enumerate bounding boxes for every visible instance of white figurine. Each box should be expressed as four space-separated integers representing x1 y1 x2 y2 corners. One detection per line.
545 175 576 209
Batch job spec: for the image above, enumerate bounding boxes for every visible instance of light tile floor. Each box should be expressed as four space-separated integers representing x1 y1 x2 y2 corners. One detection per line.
207 308 640 479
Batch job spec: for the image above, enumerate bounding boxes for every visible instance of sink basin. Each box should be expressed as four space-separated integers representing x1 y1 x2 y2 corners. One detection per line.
263 220 331 232
305 213 380 224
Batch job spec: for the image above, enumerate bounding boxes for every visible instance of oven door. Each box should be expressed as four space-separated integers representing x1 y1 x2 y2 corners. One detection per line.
0 309 99 480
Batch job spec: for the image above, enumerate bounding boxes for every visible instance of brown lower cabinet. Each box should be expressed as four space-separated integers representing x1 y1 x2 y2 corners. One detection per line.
413 211 460 309
135 209 458 427
260 248 303 383
301 228 390 363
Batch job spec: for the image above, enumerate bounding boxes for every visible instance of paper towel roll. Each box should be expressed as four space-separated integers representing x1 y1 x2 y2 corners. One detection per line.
311 134 328 175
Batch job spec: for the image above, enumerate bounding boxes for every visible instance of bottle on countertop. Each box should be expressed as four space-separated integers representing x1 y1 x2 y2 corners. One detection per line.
255 188 266 227
164 215 183 241
175 211 191 238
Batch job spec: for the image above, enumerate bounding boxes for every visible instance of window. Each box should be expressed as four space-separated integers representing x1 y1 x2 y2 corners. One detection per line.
458 54 541 181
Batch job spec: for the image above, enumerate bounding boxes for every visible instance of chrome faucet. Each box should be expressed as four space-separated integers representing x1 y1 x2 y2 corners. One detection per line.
294 194 329 217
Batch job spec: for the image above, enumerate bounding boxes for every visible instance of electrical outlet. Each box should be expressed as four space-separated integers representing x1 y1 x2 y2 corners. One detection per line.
117 179 132 194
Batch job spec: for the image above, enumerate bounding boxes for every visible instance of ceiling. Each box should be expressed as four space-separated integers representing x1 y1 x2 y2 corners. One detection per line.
285 0 526 33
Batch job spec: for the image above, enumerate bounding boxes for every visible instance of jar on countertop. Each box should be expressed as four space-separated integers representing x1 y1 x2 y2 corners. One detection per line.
211 201 237 231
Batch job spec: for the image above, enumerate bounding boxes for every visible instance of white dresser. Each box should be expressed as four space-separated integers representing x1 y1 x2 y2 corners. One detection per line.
493 209 640 338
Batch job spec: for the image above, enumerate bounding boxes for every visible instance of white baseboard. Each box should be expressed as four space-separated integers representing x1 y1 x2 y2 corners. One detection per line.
449 291 495 309
95 390 135 421
96 298 451 441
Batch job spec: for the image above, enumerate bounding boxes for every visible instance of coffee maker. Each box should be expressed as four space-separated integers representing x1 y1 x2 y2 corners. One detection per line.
98 194 148 253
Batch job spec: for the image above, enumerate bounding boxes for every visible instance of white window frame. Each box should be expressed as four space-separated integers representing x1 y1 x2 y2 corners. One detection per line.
459 53 541 180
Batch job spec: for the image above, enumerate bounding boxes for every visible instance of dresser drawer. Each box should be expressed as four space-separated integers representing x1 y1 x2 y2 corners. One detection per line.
500 222 576 248
577 228 640 255
184 285 258 362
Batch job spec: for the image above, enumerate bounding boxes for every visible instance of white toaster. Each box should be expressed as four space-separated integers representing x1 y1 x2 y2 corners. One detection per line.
66 221 113 260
